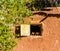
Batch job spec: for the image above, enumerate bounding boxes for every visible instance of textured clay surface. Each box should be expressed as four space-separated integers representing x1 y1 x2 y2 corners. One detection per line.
14 7 60 51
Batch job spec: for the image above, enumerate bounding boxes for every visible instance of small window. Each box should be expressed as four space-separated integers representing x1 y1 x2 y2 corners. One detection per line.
15 26 21 37
30 24 43 36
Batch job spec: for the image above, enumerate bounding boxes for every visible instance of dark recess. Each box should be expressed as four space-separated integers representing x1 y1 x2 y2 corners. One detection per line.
30 24 43 36
15 26 20 37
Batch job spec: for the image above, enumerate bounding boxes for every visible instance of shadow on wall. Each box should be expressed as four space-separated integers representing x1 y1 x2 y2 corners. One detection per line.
33 8 60 22
40 8 53 11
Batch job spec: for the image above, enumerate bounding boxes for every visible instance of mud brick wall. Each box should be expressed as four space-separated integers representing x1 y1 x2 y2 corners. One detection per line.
42 16 60 51
14 15 60 51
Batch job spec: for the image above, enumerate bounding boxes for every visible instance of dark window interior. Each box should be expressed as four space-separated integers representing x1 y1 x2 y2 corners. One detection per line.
15 26 20 37
30 24 42 36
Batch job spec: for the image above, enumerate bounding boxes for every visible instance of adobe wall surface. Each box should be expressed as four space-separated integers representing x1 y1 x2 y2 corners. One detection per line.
42 16 60 51
14 15 60 51
14 7 60 51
